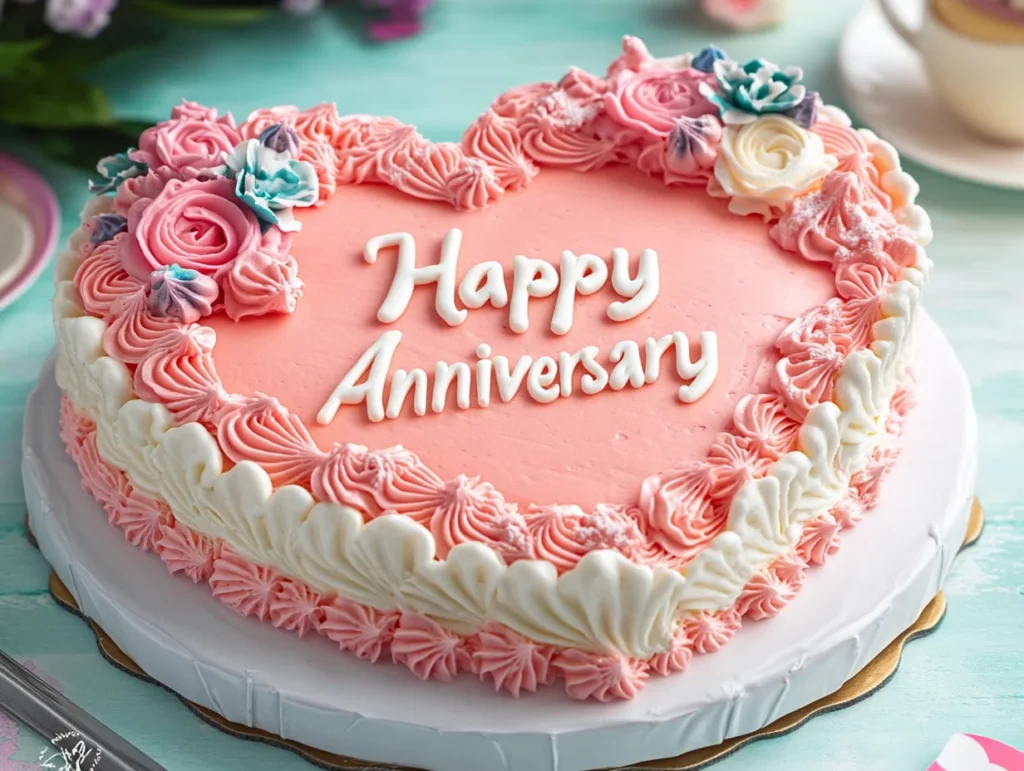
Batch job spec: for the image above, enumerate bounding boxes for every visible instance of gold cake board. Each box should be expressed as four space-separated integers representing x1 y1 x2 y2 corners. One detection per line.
28 499 984 771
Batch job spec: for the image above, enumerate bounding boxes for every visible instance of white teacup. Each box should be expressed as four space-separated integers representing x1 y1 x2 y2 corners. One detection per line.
877 0 1024 144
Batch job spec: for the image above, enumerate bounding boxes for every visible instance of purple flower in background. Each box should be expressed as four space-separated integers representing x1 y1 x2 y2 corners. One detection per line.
44 0 117 36
281 0 321 15
362 0 433 41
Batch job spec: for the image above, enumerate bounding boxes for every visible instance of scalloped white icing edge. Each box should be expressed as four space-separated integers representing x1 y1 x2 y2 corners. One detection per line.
51 191 928 658
818 105 933 246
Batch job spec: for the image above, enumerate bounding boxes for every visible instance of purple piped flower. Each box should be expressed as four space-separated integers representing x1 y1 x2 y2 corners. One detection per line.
786 91 820 128
666 115 723 178
89 213 127 244
258 123 302 157
148 264 219 324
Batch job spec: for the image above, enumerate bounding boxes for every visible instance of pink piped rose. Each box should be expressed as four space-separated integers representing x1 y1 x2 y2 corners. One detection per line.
113 167 182 217
170 100 227 122
124 177 261 279
604 67 716 138
132 110 242 175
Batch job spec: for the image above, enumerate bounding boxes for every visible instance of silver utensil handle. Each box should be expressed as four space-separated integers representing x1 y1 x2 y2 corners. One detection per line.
0 649 167 771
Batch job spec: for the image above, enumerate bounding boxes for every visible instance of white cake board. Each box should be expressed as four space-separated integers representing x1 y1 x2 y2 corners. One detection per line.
22 315 977 771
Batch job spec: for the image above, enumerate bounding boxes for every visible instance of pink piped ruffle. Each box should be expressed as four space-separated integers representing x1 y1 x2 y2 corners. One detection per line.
209 547 284 622
156 521 219 583
472 623 557 697
269 579 326 638
215 395 324 488
391 613 474 683
555 649 650 702
318 597 400 663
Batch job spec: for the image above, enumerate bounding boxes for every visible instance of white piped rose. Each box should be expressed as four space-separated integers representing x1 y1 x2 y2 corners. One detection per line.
712 114 836 219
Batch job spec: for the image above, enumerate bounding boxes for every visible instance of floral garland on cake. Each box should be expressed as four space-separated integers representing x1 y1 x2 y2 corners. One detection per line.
57 36 931 701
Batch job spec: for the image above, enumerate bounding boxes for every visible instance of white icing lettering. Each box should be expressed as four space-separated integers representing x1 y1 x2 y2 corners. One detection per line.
644 334 675 384
557 349 584 397
433 360 472 413
579 346 609 395
528 356 560 403
475 344 493 407
363 232 664 334
318 331 719 422
675 331 719 403
608 340 646 390
608 247 660 322
494 354 533 403
509 255 558 333
315 231 721 423
551 251 608 335
366 230 466 327
386 368 428 419
317 330 401 424
459 261 508 310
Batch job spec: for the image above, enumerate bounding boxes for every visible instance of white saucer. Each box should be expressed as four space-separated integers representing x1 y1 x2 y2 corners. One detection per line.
839 0 1024 190
23 317 977 771
0 154 60 313
0 201 33 290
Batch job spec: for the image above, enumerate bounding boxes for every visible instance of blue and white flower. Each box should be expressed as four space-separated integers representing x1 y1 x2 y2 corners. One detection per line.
699 57 807 126
88 150 148 195
223 138 319 232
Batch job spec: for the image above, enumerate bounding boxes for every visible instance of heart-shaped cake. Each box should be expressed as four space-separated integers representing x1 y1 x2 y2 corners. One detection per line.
54 37 932 702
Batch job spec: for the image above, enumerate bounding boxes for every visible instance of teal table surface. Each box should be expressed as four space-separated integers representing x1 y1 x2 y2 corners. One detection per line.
2 1 1023 768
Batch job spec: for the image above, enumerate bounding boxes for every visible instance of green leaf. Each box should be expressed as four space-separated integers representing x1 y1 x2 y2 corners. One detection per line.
28 120 153 172
125 0 269 25
0 77 114 128
38 34 156 73
0 39 49 77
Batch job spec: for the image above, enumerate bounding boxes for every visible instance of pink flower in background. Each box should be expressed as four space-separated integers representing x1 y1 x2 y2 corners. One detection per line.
361 0 433 41
930 734 1024 771
701 0 792 31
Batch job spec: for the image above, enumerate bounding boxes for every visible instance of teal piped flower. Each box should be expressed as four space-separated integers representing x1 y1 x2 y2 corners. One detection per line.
88 150 148 195
223 139 319 232
698 58 807 126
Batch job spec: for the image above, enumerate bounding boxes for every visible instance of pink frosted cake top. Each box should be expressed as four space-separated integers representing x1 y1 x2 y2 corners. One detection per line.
207 167 835 507
56 37 932 701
